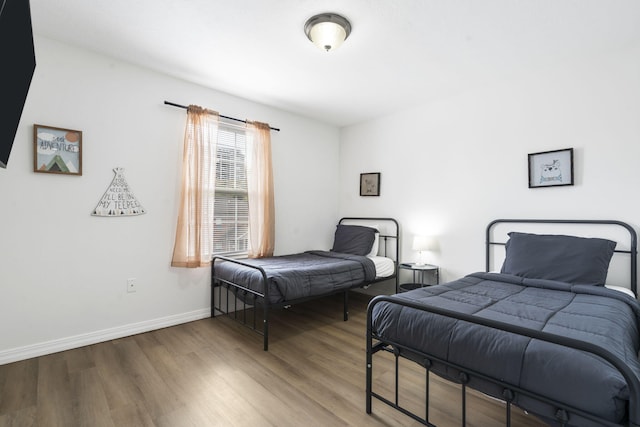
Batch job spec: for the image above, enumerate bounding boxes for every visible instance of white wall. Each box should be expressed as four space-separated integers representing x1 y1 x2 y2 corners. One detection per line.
0 37 340 363
340 45 640 284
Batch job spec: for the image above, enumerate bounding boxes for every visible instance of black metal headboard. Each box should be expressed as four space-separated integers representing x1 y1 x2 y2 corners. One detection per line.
339 217 400 292
486 219 638 295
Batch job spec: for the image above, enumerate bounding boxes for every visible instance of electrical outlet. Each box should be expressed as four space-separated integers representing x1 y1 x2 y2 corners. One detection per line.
127 278 137 293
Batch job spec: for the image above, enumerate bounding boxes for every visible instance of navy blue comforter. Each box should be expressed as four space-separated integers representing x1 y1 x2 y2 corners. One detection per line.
371 272 640 426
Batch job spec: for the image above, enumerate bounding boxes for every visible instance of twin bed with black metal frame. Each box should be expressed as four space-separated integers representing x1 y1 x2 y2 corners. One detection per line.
212 217 399 351
367 219 640 427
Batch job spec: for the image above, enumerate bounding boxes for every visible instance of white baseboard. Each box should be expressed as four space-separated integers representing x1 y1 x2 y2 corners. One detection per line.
0 308 211 365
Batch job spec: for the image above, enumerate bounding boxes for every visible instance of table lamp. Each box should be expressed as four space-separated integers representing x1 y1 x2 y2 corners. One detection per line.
412 235 435 266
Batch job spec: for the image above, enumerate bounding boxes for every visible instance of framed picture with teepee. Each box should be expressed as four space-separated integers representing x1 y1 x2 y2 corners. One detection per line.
33 124 82 175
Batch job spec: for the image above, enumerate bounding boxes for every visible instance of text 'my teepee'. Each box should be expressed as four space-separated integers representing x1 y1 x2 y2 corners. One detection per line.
92 168 146 216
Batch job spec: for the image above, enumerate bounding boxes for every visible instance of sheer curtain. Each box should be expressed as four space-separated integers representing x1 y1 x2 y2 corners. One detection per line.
246 121 275 258
171 105 219 267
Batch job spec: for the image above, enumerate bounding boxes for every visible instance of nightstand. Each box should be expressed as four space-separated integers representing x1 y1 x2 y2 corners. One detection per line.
398 263 440 292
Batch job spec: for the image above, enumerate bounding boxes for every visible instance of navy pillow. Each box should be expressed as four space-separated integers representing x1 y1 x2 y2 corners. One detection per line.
331 224 377 256
500 232 616 286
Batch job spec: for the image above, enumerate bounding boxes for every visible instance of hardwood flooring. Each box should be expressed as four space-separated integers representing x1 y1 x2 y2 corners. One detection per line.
0 293 547 426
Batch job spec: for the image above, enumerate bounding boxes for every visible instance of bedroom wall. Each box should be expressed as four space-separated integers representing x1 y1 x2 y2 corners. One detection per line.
0 37 341 364
340 44 640 289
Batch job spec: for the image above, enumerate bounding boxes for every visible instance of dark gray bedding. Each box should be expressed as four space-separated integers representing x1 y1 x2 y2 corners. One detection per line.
371 272 640 426
214 250 376 304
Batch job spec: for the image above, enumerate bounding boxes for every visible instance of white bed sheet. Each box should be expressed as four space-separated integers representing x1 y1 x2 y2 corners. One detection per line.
370 255 395 278
605 284 636 298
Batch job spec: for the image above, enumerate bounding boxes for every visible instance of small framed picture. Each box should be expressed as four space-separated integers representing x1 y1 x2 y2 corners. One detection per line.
360 172 380 196
33 124 82 176
528 148 573 188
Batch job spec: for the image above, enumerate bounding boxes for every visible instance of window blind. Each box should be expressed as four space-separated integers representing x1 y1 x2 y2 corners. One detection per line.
213 123 248 256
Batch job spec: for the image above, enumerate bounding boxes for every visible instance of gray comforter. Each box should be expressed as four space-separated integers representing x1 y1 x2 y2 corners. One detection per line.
213 250 376 304
370 272 640 426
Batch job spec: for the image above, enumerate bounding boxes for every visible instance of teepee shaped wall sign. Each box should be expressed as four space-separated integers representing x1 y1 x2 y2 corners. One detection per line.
92 168 146 216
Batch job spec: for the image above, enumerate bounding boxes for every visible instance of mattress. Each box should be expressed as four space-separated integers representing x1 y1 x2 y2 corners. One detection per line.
370 272 640 426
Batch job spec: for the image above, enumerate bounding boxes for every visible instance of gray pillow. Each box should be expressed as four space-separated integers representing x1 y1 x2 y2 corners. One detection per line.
500 232 616 286
331 224 377 256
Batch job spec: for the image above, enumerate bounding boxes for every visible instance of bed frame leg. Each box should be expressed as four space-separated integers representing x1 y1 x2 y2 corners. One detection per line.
459 372 469 426
555 408 569 426
503 389 514 427
211 281 215 317
366 301 374 415
424 359 432 423
263 305 269 351
343 291 349 321
366 348 373 414
394 347 400 406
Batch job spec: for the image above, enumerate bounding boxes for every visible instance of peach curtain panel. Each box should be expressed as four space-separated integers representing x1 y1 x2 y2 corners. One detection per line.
246 121 275 258
171 105 219 267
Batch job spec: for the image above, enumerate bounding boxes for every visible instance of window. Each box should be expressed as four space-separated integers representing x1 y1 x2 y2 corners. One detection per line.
213 123 248 256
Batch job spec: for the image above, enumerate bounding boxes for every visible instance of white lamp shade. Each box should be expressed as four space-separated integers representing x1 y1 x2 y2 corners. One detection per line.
309 21 347 51
412 235 435 252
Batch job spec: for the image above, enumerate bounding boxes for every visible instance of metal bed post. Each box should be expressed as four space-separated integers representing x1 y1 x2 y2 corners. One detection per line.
424 359 431 423
343 290 349 321
211 268 217 317
394 347 400 406
211 261 219 317
459 373 468 426
232 288 237 320
263 300 269 351
260 259 270 350
502 389 514 427
366 323 372 415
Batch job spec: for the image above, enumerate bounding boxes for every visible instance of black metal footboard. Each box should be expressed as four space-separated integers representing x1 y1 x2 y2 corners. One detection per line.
212 256 355 351
211 256 271 350
366 295 640 427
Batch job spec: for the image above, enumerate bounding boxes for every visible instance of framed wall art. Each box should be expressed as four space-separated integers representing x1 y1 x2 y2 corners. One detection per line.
33 124 82 175
528 148 573 188
360 172 380 196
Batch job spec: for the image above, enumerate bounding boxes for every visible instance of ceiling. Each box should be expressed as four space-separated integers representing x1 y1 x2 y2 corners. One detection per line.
29 0 640 127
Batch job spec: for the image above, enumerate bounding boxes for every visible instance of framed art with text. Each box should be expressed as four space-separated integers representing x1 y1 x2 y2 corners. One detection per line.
528 148 573 188
360 172 380 196
33 124 82 175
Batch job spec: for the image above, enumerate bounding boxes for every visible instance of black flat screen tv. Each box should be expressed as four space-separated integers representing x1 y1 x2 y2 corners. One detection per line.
0 0 36 169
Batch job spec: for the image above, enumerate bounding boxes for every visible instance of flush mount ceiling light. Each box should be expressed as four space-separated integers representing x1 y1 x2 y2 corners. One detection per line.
304 13 352 52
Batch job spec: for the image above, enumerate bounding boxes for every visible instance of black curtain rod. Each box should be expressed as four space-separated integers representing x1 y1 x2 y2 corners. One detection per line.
164 101 280 132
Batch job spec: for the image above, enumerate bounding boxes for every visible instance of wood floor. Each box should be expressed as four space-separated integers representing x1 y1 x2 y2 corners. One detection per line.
0 292 547 427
